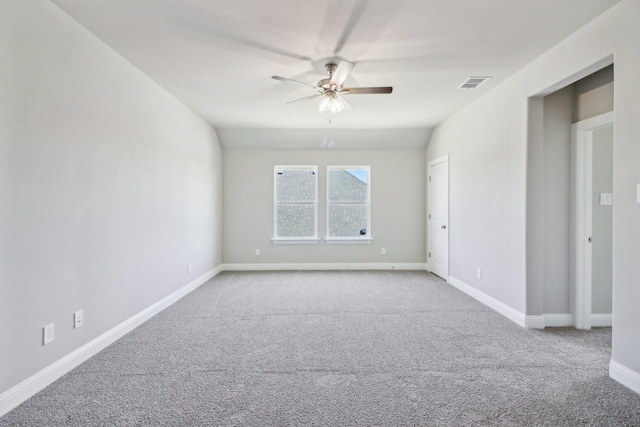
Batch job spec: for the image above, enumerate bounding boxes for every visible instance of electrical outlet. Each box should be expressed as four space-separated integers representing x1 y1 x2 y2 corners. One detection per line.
188 263 192 273
74 310 84 329
477 268 482 279
255 248 260 256
43 323 54 345
381 248 386 256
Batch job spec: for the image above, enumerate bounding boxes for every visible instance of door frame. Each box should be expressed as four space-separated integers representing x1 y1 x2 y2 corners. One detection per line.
427 155 449 279
571 111 614 329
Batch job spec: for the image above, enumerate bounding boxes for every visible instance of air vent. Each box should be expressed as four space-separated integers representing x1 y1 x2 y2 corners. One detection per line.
458 77 491 89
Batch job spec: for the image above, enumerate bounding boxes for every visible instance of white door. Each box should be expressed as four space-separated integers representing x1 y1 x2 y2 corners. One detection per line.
572 112 614 329
428 155 449 279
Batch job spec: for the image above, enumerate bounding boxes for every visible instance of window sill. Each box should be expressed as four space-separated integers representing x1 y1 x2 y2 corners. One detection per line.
324 237 373 245
272 238 320 245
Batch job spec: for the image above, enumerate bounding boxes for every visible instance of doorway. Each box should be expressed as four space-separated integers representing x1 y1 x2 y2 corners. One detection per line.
572 112 614 329
428 155 449 279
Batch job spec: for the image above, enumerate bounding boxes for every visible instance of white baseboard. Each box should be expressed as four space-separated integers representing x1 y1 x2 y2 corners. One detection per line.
591 313 612 327
447 276 527 328
526 313 609 329
543 313 574 327
610 360 640 394
0 265 222 418
222 263 428 271
524 315 546 329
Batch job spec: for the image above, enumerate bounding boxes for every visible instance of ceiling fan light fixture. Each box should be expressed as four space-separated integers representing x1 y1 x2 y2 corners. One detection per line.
272 60 392 122
318 91 344 115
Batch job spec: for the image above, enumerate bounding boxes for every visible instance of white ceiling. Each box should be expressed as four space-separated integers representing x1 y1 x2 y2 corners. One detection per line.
51 0 619 137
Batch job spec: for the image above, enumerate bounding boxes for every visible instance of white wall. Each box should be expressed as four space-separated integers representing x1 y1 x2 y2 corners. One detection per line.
223 148 425 266
0 0 222 395
426 0 640 388
426 77 528 313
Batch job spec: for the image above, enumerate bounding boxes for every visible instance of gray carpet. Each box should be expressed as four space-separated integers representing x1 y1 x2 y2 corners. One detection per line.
2 270 640 426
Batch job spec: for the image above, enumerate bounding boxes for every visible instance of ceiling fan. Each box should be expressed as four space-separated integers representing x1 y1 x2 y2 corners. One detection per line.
272 60 392 119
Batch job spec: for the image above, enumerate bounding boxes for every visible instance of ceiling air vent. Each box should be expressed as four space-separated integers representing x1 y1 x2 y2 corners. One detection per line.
458 77 491 89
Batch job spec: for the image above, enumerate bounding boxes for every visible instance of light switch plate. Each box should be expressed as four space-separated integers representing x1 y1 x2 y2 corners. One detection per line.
599 193 613 206
637 184 640 203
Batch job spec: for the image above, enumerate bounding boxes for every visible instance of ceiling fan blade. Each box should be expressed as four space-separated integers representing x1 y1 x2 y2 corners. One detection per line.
286 94 322 105
342 86 393 94
337 94 354 111
330 60 354 87
272 76 317 88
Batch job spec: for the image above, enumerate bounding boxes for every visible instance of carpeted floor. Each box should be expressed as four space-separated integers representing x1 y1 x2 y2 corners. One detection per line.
2 270 640 426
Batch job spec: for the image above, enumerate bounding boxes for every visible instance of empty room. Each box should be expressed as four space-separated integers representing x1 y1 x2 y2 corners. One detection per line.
2 0 640 425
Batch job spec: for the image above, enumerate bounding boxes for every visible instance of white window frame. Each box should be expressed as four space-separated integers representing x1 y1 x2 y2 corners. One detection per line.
272 165 319 245
325 165 372 244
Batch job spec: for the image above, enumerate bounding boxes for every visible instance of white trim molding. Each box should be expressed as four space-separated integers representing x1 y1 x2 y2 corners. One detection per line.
447 276 528 328
324 237 373 245
522 313 609 328
610 360 640 395
271 238 320 245
591 313 612 327
524 316 546 329
223 263 427 271
528 313 608 328
0 266 222 418
571 112 615 330
543 314 574 327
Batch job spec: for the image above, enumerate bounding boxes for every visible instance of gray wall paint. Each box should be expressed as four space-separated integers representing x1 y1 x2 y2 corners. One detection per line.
217 128 432 151
0 1 222 393
591 125 614 314
426 0 640 376
223 149 425 264
574 65 614 123
540 67 613 316
542 86 574 314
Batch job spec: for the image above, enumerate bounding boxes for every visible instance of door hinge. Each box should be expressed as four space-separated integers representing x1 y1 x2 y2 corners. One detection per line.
428 213 431 219
588 237 592 243
428 252 431 258
429 176 431 181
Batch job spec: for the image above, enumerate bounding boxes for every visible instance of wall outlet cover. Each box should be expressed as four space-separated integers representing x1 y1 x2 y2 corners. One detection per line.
43 323 55 345
74 310 84 329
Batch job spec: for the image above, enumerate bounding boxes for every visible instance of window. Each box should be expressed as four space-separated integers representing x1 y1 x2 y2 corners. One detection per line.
273 166 318 243
326 166 371 242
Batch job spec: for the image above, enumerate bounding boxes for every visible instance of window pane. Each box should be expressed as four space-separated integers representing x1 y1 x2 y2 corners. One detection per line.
328 169 368 202
277 204 315 237
276 169 316 202
328 204 368 237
